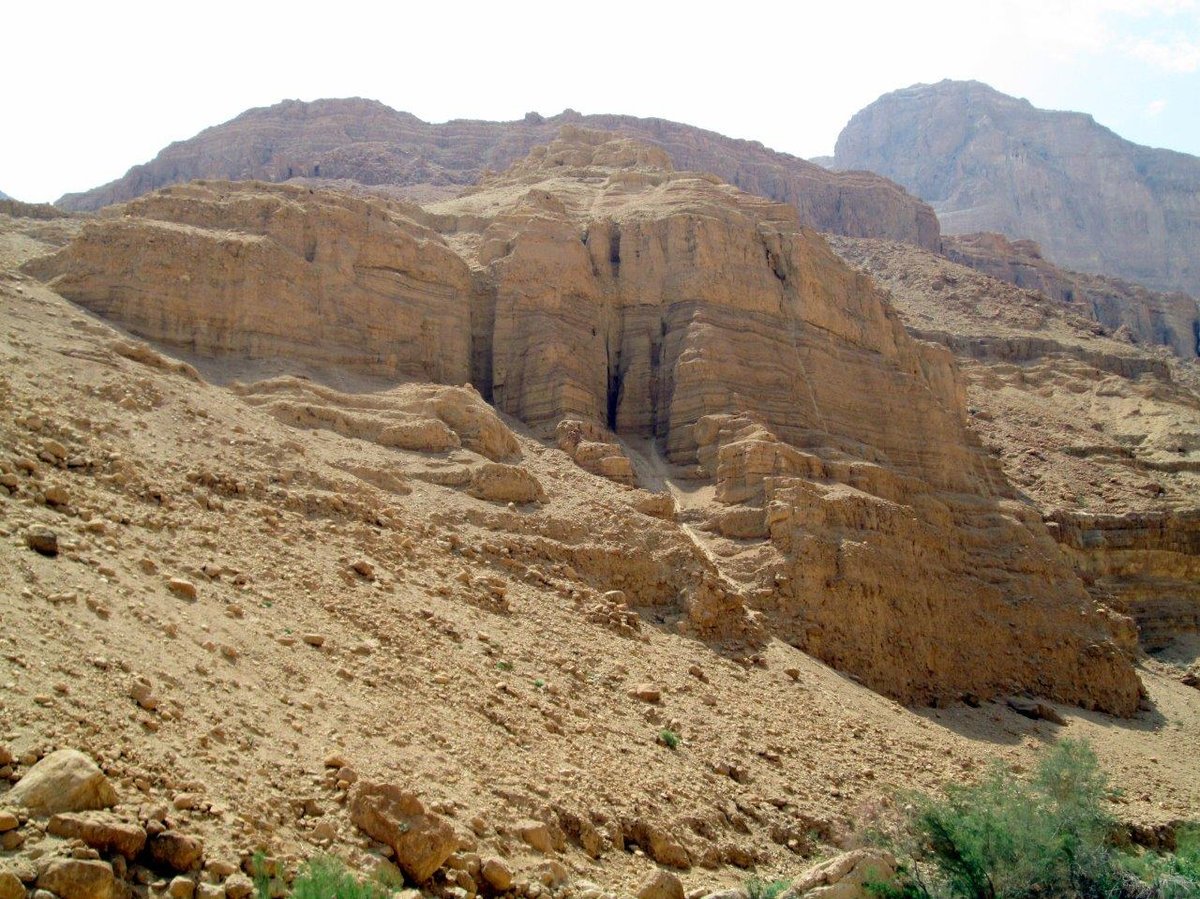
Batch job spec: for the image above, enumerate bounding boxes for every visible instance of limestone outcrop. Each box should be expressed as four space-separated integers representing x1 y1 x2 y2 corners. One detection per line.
833 80 1200 297
829 236 1200 654
1049 510 1200 651
54 98 939 250
27 128 1143 713
27 184 473 385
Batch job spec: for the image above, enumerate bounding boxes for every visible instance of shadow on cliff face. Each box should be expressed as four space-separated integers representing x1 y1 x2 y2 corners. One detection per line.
913 681 1167 748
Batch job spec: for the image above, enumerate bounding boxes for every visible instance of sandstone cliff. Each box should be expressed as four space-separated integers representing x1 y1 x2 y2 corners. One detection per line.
27 128 1142 714
833 80 1200 297
55 97 939 249
830 236 1200 655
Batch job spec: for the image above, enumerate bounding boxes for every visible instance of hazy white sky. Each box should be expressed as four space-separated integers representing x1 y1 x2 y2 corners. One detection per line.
4 0 1198 202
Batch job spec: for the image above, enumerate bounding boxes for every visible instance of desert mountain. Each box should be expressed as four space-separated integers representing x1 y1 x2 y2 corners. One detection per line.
2 127 1198 899
0 189 10 200
29 127 1143 714
54 98 939 250
832 80 1200 298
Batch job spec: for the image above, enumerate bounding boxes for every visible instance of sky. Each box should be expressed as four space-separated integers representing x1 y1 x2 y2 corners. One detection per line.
3 0 1198 203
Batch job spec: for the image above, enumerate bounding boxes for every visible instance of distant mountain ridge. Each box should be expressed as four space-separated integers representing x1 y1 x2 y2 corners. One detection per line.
833 80 1200 298
55 97 940 250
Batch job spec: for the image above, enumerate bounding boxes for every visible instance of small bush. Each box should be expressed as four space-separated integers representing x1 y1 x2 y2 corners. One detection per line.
290 857 392 899
658 728 681 750
877 740 1199 899
745 877 790 899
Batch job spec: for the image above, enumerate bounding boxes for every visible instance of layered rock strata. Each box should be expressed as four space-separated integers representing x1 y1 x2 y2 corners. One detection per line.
944 233 1199 361
830 236 1200 653
28 128 1141 712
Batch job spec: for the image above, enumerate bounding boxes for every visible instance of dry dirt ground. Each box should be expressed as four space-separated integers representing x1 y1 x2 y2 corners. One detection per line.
1 214 1198 894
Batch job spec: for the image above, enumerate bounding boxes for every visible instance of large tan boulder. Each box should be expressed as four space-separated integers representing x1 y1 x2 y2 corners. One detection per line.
48 812 147 859
467 463 546 505
37 859 116 899
783 849 896 899
145 832 205 872
348 782 457 883
0 867 24 899
636 869 684 899
6 750 117 816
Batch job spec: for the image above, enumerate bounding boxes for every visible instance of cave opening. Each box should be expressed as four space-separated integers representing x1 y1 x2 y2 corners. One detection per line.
606 345 622 431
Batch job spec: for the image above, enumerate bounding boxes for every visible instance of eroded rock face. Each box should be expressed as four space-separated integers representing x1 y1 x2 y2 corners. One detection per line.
27 128 1143 713
1050 510 1200 651
833 80 1200 297
28 184 473 385
54 98 939 250
348 782 458 883
828 236 1200 655
944 233 1199 361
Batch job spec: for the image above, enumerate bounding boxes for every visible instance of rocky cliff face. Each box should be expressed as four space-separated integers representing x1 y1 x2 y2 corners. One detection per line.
833 80 1200 297
944 233 1199 360
55 97 939 250
27 128 1142 714
830 236 1200 655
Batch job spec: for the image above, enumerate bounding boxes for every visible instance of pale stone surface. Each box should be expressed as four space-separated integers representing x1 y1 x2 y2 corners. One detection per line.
783 849 895 899
37 859 116 899
348 782 457 882
636 869 684 899
48 812 147 859
6 750 117 816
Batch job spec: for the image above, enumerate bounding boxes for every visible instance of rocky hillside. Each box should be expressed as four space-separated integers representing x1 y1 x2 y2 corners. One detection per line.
54 98 939 250
2 129 1198 899
31 128 1143 715
833 80 1200 297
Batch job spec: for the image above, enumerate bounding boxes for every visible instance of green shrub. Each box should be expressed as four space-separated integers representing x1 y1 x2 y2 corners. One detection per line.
744 877 790 899
290 857 392 899
878 739 1199 899
658 728 681 750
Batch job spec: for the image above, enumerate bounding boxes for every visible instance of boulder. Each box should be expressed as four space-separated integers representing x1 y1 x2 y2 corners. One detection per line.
636 869 684 899
1007 697 1067 726
467 464 546 505
145 832 205 872
0 867 24 899
782 849 895 899
25 527 58 557
37 859 116 899
48 812 147 859
480 858 513 892
6 750 117 815
348 782 457 883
